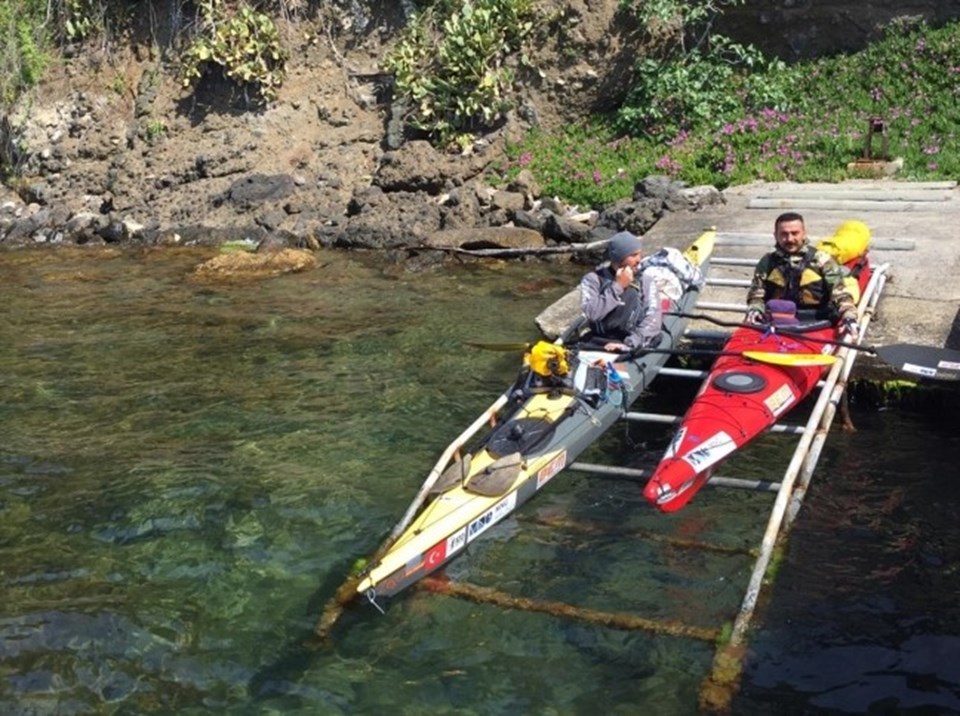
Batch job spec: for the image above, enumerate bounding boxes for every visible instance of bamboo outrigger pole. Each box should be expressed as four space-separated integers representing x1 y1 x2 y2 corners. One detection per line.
420 577 722 643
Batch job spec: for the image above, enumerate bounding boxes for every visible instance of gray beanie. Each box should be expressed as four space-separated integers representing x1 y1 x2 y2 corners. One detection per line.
606 231 643 263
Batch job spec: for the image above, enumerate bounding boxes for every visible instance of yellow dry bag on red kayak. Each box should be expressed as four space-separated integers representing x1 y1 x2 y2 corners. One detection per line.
817 219 871 265
817 219 871 304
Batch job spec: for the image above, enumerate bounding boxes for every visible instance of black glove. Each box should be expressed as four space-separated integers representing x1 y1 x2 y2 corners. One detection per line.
841 317 860 342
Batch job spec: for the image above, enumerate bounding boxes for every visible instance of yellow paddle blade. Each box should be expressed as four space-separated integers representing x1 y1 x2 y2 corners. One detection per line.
742 351 838 367
464 341 532 352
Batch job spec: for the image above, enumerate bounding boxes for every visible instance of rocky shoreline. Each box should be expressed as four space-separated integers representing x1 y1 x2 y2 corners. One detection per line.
0 131 723 271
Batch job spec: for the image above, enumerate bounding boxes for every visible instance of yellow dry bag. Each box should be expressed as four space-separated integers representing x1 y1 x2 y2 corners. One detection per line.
525 341 570 378
817 219 871 265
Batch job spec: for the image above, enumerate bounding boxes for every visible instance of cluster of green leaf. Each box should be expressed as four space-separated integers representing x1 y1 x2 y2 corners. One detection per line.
616 35 791 139
143 118 167 145
0 0 114 106
498 17 960 208
0 0 49 107
60 0 99 42
181 0 288 104
614 0 789 137
384 0 535 147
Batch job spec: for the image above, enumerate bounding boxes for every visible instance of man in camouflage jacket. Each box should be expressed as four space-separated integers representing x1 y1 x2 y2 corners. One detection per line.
745 212 860 341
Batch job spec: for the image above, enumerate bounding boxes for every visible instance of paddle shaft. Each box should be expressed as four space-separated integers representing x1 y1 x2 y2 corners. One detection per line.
670 311 869 350
466 340 833 366
671 312 960 380
621 346 834 366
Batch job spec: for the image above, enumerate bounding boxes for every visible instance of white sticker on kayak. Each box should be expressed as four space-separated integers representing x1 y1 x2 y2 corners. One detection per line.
682 431 736 471
663 427 687 460
764 384 796 417
938 359 960 371
902 362 938 378
536 450 567 490
446 528 467 555
466 492 517 543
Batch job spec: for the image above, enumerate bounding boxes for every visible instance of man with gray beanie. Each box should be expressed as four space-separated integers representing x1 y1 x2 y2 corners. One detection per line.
579 230 663 352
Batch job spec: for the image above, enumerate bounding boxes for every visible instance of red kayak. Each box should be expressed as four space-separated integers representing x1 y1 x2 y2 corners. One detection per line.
643 258 872 513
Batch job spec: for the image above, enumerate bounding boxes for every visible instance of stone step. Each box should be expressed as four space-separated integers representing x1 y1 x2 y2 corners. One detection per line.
747 197 960 211
744 180 960 211
714 233 915 251
749 180 956 192
754 189 953 202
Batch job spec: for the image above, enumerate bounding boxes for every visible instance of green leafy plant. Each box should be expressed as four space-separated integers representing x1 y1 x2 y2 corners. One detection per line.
616 0 789 138
499 123 653 209
620 0 728 43
0 0 49 109
110 71 126 96
617 37 791 138
384 0 535 146
181 0 288 104
143 118 167 144
61 0 97 42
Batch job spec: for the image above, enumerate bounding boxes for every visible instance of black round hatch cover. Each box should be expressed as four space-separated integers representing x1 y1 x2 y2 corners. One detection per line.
712 371 767 394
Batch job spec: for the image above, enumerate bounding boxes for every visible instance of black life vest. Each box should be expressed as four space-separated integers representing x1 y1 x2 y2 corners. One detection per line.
764 247 828 310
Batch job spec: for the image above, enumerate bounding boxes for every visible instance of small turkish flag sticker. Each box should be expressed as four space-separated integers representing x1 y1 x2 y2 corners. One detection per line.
424 541 447 570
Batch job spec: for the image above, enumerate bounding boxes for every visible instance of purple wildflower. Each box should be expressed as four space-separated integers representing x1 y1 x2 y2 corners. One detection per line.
654 155 681 175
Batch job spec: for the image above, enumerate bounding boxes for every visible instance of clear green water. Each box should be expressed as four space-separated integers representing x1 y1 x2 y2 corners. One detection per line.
1 247 958 715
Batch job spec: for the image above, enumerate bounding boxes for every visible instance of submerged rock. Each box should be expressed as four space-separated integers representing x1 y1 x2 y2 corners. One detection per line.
192 248 317 279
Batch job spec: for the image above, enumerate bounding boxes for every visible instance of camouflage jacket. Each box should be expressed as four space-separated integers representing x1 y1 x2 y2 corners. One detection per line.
745 243 858 322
